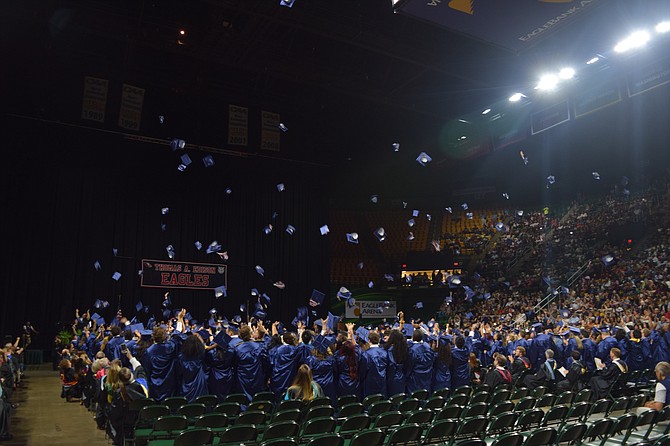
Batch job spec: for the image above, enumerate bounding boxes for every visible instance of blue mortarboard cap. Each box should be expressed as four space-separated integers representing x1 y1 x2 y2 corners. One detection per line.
147 316 155 329
314 320 323 327
90 312 101 322
162 309 171 320
532 322 543 330
206 241 221 254
355 327 370 343
370 194 378 204
112 248 118 256
297 306 308 321
196 329 210 341
312 335 331 354
416 152 432 166
286 224 296 235
601 254 615 266
547 175 556 186
112 272 122 281
463 286 476 300
560 309 570 318
346 233 359 244
327 312 340 332
255 265 265 276
129 323 144 333
213 330 231 346
414 302 424 309
139 329 153 338
337 287 352 300
465 212 473 220
195 241 202 250
250 288 259 297
232 315 242 324
184 313 193 321
97 317 106 326
407 232 415 241
170 138 185 150
402 324 414 337
601 325 610 333
214 285 227 298
94 299 102 309
346 297 356 308
439 334 453 345
569 326 581 334
202 155 215 167
319 225 330 236
180 153 192 166
163 295 171 307
94 261 101 271
261 293 271 306
465 312 474 319
374 227 386 242
135 301 143 312
209 307 218 315
368 281 374 288
253 308 267 320
309 289 325 306
161 207 169 215
393 143 401 152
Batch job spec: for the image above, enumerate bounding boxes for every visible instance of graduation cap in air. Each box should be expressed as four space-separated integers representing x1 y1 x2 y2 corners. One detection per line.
374 227 386 242
336 287 352 301
532 322 543 332
163 294 171 307
312 335 331 355
94 261 101 271
309 289 325 307
407 232 415 241
601 254 615 266
346 233 359 244
414 302 424 309
286 225 296 235
214 285 227 298
129 323 144 333
465 212 473 220
147 316 155 329
261 293 272 306
94 299 103 309
162 309 172 320
202 155 215 167
296 306 308 323
416 152 432 166
408 219 416 228
206 241 221 254
346 297 356 308
255 265 265 276
402 324 414 337
213 330 232 347
392 142 400 152
319 225 330 236
112 272 122 281
355 327 370 343
463 286 476 300
135 301 144 312
370 194 378 204
252 308 267 320
327 312 340 332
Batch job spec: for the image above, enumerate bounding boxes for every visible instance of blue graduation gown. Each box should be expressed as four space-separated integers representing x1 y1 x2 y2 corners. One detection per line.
335 347 362 399
582 338 597 373
297 343 313 364
451 347 470 388
178 351 209 403
405 342 436 394
432 357 452 392
143 335 183 401
652 330 670 364
307 355 337 404
596 336 618 364
361 346 389 398
204 347 235 401
531 334 553 369
270 344 301 400
233 341 269 402
627 338 644 372
105 336 125 360
386 347 407 397
641 338 652 370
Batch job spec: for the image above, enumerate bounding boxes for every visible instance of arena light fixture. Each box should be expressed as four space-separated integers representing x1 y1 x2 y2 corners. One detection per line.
614 30 651 53
536 74 559 91
656 21 670 34
481 108 491 115
508 93 525 102
586 56 600 65
559 67 576 80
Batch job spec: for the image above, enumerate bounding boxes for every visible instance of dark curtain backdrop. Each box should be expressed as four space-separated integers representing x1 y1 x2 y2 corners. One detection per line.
0 116 330 349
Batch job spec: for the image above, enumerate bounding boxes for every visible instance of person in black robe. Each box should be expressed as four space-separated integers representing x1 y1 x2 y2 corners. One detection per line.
523 349 557 389
555 350 587 392
509 345 531 384
589 347 628 401
484 355 512 389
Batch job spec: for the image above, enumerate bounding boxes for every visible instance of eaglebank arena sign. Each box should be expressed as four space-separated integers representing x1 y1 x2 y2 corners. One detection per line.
345 300 397 319
141 259 227 290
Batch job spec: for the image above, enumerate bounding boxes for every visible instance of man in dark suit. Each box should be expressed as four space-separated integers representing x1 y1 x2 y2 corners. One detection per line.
484 355 512 389
588 347 628 400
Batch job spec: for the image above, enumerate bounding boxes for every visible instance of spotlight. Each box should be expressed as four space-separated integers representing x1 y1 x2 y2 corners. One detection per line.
179 29 186 36
559 67 575 80
657 21 670 34
481 108 491 115
586 56 600 65
614 30 650 53
508 93 525 102
536 74 559 91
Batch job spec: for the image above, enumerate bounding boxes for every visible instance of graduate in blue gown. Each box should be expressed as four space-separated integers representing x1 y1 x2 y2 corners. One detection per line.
405 331 436 394
361 331 389 398
582 330 598 374
270 332 301 401
335 334 362 399
306 335 337 404
142 318 184 401
651 325 670 364
205 332 235 402
432 335 452 392
451 335 471 389
233 325 270 402
385 330 409 397
596 328 618 365
176 333 209 402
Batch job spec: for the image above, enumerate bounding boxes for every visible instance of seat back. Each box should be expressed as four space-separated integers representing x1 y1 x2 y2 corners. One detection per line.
306 405 335 421
534 394 555 408
405 410 433 425
339 413 371 435
194 413 228 429
515 396 537 412
306 433 344 446
369 401 394 417
398 398 421 413
521 427 556 446
423 418 458 444
214 402 241 417
225 393 250 405
487 412 516 434
339 402 364 418
263 421 300 440
302 416 337 436
583 418 614 443
173 428 213 446
455 415 487 438
272 409 302 423
490 389 512 405
237 410 267 426
490 401 515 416
491 432 524 446
574 388 592 403
362 394 384 408
424 396 446 410
565 401 591 423
252 391 275 403
338 394 358 408
195 395 219 411
387 423 423 445
350 428 386 446
219 424 259 443
410 389 429 401
164 396 188 412
178 403 207 419
307 397 333 410
449 394 469 406
373 411 405 429
277 399 305 412
436 404 463 420
516 408 544 430
461 402 488 418
248 400 274 414
554 391 574 406
554 422 587 445
153 415 188 433
588 399 612 417
541 404 568 426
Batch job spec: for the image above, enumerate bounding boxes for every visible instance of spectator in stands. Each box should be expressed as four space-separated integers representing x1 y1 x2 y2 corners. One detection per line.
589 347 628 401
59 358 81 402
643 361 670 411
361 331 389 398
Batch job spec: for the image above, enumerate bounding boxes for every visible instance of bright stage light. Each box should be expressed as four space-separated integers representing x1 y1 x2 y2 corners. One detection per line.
508 93 524 102
559 67 575 80
536 74 559 91
586 56 600 65
481 108 491 115
657 22 670 34
614 31 651 53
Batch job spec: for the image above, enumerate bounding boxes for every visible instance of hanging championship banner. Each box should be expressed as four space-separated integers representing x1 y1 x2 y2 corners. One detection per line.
118 84 145 131
627 58 670 97
81 76 109 123
140 259 227 290
531 100 569 135
574 79 621 118
345 300 397 319
261 111 281 151
227 105 249 146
